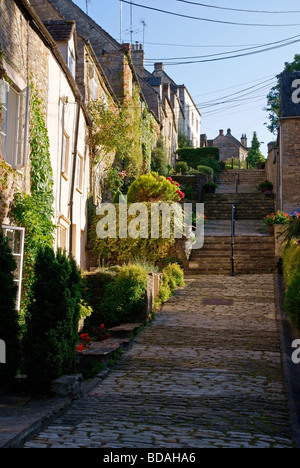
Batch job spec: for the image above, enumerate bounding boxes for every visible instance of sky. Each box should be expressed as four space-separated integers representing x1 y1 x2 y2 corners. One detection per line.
73 0 300 157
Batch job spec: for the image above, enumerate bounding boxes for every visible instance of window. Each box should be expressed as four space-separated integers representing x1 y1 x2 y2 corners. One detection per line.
68 48 76 78
2 225 25 311
76 153 84 193
91 77 98 101
62 131 70 179
0 79 29 169
57 224 68 251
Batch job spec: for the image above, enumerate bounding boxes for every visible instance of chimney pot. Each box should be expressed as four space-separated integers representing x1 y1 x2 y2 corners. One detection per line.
219 129 224 136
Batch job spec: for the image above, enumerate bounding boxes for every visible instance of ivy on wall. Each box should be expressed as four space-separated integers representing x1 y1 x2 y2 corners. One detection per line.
12 83 55 317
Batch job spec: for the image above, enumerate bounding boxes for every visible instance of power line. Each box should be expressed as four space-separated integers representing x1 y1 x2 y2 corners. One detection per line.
145 34 300 61
119 0 300 27
145 41 264 48
175 0 300 14
145 37 300 65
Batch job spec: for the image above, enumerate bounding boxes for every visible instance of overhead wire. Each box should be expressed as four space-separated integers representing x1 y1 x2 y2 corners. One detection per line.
119 0 300 27
175 0 300 14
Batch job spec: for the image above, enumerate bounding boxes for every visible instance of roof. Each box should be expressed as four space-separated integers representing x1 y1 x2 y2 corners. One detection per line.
43 20 75 42
144 77 162 87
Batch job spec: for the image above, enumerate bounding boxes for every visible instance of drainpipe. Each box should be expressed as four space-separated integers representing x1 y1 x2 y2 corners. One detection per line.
69 98 81 258
279 121 283 211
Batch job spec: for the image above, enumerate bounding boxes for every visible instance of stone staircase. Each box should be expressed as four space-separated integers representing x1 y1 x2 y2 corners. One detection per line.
217 169 267 186
184 168 278 276
204 193 275 220
186 235 277 276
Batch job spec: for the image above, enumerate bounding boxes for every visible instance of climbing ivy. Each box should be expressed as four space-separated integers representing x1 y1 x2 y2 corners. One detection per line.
12 83 55 317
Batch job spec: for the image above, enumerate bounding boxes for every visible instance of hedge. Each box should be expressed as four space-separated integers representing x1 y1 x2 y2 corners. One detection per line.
282 241 300 329
177 147 220 165
0 233 20 392
23 247 81 391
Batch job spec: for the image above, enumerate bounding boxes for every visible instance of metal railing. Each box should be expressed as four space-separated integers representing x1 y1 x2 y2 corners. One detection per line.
231 204 236 277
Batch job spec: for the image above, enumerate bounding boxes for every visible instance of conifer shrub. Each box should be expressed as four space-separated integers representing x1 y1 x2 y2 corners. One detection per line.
282 241 300 288
127 172 181 203
99 264 148 327
23 247 81 391
175 161 189 175
0 233 20 392
163 263 185 293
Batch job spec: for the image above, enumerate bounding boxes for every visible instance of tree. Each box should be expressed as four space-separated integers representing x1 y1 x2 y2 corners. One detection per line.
23 247 81 391
265 54 300 134
151 137 169 176
247 132 265 169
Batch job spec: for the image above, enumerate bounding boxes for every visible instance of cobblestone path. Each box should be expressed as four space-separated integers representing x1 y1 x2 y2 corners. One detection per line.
25 275 294 448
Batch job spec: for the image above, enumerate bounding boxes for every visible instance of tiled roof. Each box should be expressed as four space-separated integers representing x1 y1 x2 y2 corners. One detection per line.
43 20 75 42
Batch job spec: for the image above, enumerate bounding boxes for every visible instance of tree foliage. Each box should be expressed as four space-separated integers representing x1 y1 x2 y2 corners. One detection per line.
247 132 265 168
265 54 300 134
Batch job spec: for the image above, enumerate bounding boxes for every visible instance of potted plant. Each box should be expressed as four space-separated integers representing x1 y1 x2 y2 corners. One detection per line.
204 182 218 194
259 180 273 193
264 211 290 236
257 161 265 169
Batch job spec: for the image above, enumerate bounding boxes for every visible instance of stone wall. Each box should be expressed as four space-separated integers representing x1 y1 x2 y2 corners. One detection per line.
172 173 209 202
280 118 300 213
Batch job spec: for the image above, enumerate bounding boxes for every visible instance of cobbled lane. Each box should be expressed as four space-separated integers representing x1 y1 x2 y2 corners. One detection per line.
24 275 294 448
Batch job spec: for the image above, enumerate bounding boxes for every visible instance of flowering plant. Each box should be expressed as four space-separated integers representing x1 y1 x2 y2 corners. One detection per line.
264 211 290 225
167 177 185 202
264 190 276 199
93 323 110 342
76 333 91 352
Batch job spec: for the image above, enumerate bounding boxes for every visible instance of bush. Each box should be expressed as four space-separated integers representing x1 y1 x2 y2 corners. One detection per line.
97 264 148 327
163 263 185 293
127 172 181 203
23 247 81 391
197 165 214 179
177 147 220 164
151 137 169 177
285 270 300 329
88 202 178 268
175 161 189 175
0 233 20 392
282 241 300 288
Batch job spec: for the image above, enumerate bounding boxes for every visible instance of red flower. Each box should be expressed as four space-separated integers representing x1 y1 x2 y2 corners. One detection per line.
76 344 84 352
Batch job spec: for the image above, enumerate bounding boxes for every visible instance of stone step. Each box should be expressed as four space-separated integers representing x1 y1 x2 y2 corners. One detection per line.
107 323 142 339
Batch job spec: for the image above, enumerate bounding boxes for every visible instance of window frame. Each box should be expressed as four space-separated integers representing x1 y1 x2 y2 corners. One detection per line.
62 130 70 180
2 225 25 311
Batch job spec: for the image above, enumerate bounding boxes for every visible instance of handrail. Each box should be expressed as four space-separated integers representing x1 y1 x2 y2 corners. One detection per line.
231 204 236 277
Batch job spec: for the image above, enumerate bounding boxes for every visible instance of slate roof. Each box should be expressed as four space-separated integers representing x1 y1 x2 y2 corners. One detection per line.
43 20 75 42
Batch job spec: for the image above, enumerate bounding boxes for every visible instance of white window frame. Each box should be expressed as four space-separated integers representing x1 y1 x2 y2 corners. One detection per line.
0 79 29 169
2 225 25 311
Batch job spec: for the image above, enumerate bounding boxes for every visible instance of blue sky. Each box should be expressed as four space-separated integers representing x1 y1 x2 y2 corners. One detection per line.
73 0 300 157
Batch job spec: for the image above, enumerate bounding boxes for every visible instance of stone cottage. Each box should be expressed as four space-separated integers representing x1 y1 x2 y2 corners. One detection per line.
212 129 249 162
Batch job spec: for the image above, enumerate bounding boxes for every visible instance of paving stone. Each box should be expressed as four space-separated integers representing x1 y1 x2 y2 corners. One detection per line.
23 275 295 448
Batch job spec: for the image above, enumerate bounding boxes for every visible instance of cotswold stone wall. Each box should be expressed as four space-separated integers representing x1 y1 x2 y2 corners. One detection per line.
172 173 209 202
281 118 300 213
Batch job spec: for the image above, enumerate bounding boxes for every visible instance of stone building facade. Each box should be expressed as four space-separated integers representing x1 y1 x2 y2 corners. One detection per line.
0 0 91 310
212 129 249 162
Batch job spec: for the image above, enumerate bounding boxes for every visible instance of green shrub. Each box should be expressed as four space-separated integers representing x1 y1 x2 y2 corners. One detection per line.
163 263 185 293
23 247 81 391
285 270 300 329
99 264 148 326
0 233 20 392
175 161 189 175
177 147 220 164
197 165 214 178
88 203 177 268
151 137 169 177
127 172 181 203
282 241 300 288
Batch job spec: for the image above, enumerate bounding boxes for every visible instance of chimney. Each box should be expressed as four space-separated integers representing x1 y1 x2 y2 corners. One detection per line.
122 43 131 55
227 128 231 135
132 42 145 70
154 62 164 73
219 129 224 136
241 134 247 147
